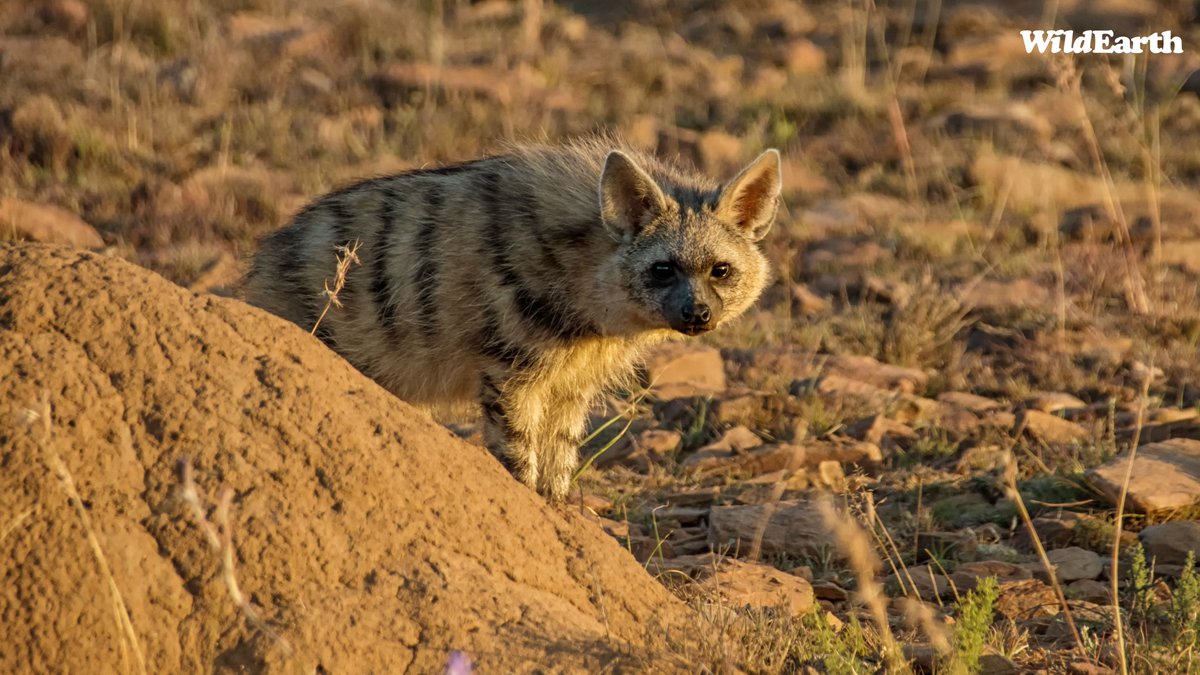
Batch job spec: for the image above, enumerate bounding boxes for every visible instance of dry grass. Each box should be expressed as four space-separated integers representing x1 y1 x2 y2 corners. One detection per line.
24 395 147 675
310 238 362 336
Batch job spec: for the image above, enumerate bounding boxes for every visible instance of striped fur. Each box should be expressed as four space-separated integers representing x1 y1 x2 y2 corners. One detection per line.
244 136 781 499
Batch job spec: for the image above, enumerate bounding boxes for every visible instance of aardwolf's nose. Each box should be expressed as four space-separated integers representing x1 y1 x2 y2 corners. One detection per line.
682 303 711 325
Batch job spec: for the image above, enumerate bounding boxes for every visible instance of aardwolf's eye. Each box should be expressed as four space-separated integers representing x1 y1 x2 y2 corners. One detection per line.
649 261 674 282
711 263 731 279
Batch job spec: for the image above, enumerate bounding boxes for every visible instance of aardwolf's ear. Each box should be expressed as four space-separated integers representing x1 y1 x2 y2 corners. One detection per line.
715 149 782 241
599 150 668 238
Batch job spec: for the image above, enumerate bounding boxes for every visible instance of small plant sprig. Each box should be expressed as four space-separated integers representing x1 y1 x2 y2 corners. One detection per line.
1170 552 1200 636
945 576 1000 674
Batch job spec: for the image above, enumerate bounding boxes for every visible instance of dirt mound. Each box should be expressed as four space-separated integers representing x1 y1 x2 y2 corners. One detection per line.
0 244 693 673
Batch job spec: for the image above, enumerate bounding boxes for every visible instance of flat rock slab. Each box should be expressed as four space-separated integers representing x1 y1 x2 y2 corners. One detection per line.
708 499 835 559
1087 439 1200 514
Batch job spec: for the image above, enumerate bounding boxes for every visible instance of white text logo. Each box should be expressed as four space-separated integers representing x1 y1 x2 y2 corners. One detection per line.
1020 30 1182 54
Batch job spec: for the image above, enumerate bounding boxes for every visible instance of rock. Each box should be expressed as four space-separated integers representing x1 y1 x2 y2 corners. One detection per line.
1160 240 1200 275
791 284 832 315
1066 579 1112 604
694 559 815 616
726 348 926 395
970 152 1102 218
935 101 1053 146
708 391 798 430
684 442 806 478
897 219 984 257
794 373 894 410
644 552 718 577
7 95 72 172
1088 439 1200 513
814 461 845 490
888 565 954 600
779 38 827 76
682 425 762 470
1139 521 1200 566
580 492 613 516
731 470 810 504
1017 409 1089 445
802 440 883 467
937 391 1003 414
37 0 89 33
708 500 834 560
642 343 727 398
226 11 330 58
1025 392 1088 414
811 580 848 601
959 278 1054 312
1069 661 1116 675
615 428 683 471
1014 512 1088 549
951 560 1033 594
823 354 928 393
955 444 1007 473
846 415 917 450
801 194 917 233
599 517 636 539
0 198 104 249
994 579 1060 620
1046 547 1104 582
804 237 890 268
979 653 1020 675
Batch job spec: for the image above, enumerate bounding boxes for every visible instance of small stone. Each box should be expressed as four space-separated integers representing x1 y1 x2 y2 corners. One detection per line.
979 653 1020 675
815 461 845 490
846 415 917 450
686 443 808 478
1046 546 1104 582
1017 409 1089 445
955 444 1007 473
38 0 89 33
889 565 954 601
1066 579 1112 604
937 391 1003 414
791 284 832 315
1139 521 1200 566
1025 392 1088 414
811 580 848 601
951 560 1032 593
959 278 1054 313
780 38 827 76
580 493 613 516
694 559 815 616
994 579 1059 620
